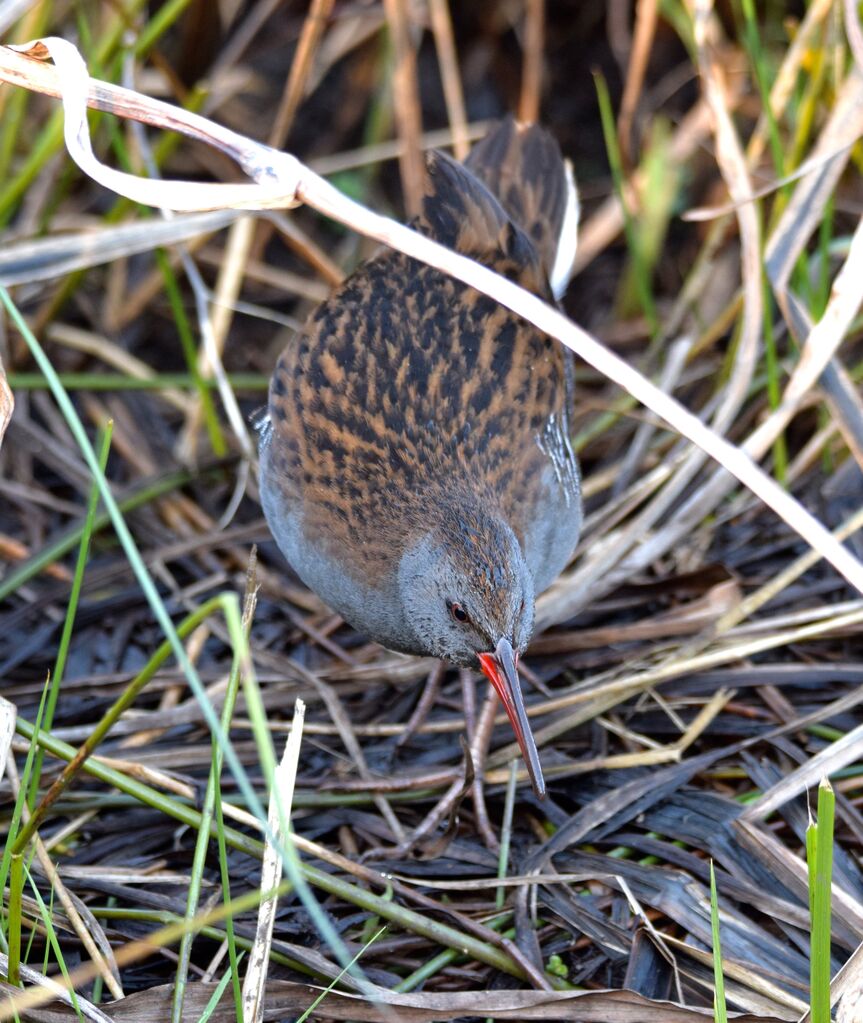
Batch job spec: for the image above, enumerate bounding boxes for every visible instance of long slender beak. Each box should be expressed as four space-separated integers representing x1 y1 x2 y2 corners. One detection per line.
478 638 546 799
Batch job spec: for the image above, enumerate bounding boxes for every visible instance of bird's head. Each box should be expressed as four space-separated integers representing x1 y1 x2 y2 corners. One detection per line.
398 504 544 797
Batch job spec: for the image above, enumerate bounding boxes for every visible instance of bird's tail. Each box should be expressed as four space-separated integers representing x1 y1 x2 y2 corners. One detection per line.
465 117 579 301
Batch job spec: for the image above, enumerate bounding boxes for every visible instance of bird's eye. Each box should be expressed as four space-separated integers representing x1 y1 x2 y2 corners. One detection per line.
448 601 469 623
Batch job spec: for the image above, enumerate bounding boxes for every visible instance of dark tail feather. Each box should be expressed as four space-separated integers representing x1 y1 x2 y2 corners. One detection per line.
465 117 579 299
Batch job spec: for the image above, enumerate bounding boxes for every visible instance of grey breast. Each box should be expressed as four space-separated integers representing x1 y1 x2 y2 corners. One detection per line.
257 420 420 655
523 411 582 594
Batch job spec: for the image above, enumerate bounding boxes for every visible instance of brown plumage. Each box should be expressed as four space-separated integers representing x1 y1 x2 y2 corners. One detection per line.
259 119 582 798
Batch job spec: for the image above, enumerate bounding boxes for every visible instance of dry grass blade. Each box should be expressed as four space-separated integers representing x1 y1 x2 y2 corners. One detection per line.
747 210 863 457
716 503 863 634
428 0 469 160
0 353 12 449
265 211 344 286
309 122 490 175
382 0 425 216
694 0 761 436
0 209 239 286
832 938 863 1022
241 698 305 1023
45 324 187 410
765 65 863 301
176 214 255 464
661 934 807 1018
269 0 335 150
616 0 658 168
683 141 860 223
742 722 863 823
819 361 863 470
0 695 14 783
518 0 544 124
844 0 863 75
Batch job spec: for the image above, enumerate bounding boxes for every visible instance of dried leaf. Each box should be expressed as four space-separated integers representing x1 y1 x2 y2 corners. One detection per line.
22 979 786 1023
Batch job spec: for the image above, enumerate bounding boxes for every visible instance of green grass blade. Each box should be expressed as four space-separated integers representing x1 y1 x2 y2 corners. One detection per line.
213 759 244 1022
809 778 835 1023
25 869 85 1023
738 0 784 178
496 760 518 910
594 71 659 337
709 861 727 1023
0 678 51 971
6 372 268 391
27 423 113 809
295 926 387 1023
132 0 199 59
761 274 787 483
807 805 817 918
172 586 250 1023
6 854 24 985
0 2 53 182
155 248 227 456
195 954 244 1023
396 914 512 993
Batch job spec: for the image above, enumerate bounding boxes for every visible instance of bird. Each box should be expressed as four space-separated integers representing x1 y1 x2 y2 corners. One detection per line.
257 118 582 799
